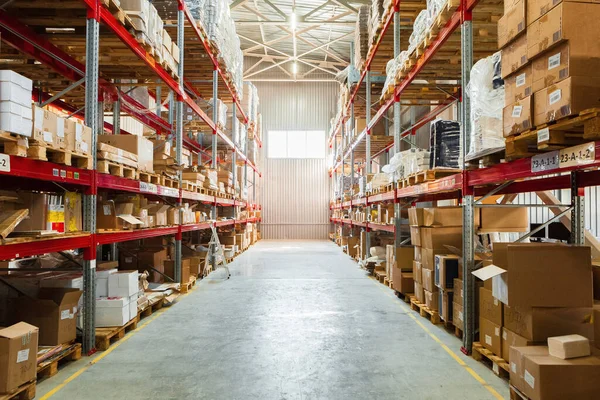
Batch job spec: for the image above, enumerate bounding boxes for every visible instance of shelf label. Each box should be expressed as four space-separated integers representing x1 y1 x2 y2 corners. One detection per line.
161 187 179 198
139 182 158 194
531 142 595 172
0 154 10 172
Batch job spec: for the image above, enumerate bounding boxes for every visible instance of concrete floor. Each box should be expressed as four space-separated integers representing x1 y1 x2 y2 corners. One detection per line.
38 240 509 400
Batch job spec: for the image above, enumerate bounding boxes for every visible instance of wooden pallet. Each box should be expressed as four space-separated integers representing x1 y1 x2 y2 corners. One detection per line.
95 317 139 351
410 298 441 324
0 380 36 400
394 291 413 304
161 176 180 188
509 384 529 400
138 171 161 184
471 342 510 379
0 132 27 157
403 168 460 187
181 180 197 192
97 159 137 179
37 342 82 381
374 270 387 284
179 276 197 294
138 296 165 319
465 146 505 169
201 188 217 196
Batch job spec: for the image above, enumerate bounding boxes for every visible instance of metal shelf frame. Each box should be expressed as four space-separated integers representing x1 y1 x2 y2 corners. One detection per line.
0 0 262 354
329 0 597 355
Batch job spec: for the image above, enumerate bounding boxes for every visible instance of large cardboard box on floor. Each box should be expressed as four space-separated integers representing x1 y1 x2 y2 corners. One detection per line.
454 278 464 305
108 271 138 298
473 244 592 308
425 290 439 311
164 258 190 284
421 267 437 293
11 288 82 345
439 290 454 322
480 317 502 356
504 305 594 341
435 254 460 290
96 297 131 327
453 302 464 330
392 271 414 294
509 346 600 400
414 282 425 303
502 327 534 362
98 134 154 173
413 261 422 284
0 322 38 394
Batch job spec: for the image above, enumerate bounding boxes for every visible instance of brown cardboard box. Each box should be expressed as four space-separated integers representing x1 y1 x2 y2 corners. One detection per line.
32 106 54 145
422 267 438 293
408 206 466 227
480 287 503 326
509 346 600 400
12 191 47 232
480 243 592 308
137 248 168 282
527 2 600 60
440 290 454 322
453 302 464 330
526 0 600 28
480 317 502 356
503 96 533 137
0 322 38 394
414 282 424 303
502 327 534 362
149 204 170 227
501 34 528 78
498 0 526 48
504 305 594 341
425 290 440 311
454 278 464 305
410 226 421 246
435 254 461 289
533 76 600 126
392 271 414 294
414 245 421 262
594 308 600 349
593 263 600 301
63 118 77 152
184 256 202 277
11 288 82 345
98 134 154 173
97 201 143 230
413 261 422 284
421 247 448 270
119 251 138 271
505 64 533 104
479 207 529 232
164 259 190 284
531 42 595 93
420 227 462 250
64 192 82 233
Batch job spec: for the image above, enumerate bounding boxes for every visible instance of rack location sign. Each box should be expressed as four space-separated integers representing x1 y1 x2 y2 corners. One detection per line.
531 142 595 173
139 182 158 194
0 154 10 172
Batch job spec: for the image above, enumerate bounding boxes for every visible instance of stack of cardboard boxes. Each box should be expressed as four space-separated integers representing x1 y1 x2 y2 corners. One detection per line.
435 254 460 323
96 270 139 327
389 245 415 294
0 322 38 395
501 0 600 144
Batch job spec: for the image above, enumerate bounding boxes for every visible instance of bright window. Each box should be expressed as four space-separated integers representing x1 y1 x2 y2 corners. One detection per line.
267 130 325 158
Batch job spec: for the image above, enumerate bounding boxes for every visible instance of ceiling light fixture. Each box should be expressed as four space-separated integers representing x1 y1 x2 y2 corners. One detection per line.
290 12 297 31
292 62 298 74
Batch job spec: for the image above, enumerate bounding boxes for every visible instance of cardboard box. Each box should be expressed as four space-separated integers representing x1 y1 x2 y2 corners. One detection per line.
11 288 82 345
502 327 534 362
137 248 168 283
526 0 600 29
96 268 116 297
480 207 529 232
421 267 438 292
425 290 439 311
594 308 600 349
480 317 502 356
501 34 528 78
498 0 526 48
149 204 170 227
439 290 454 322
503 96 533 137
108 271 138 298
420 247 447 270
435 254 460 289
408 206 466 227
128 294 138 320
410 226 421 246
504 305 595 341
453 302 464 330
480 287 503 326
548 334 590 359
527 2 600 60
96 297 130 327
395 246 414 270
420 227 462 250
474 244 592 308
414 282 424 304
509 346 600 400
32 106 54 144
185 256 202 278
392 270 414 294
413 261 422 284
505 64 533 104
533 76 600 126
97 201 143 230
164 258 190 284
98 134 154 173
0 322 38 393
414 245 421 262
593 263 600 301
75 122 91 154
119 252 138 271
454 279 464 305
12 191 47 232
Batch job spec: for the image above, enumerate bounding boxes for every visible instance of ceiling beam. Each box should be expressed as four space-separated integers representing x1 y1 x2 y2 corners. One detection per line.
330 0 358 13
230 0 249 10
235 20 355 26
303 1 331 20
263 0 288 19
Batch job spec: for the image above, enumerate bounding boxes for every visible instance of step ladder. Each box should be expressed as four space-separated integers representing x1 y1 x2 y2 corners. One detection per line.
204 223 231 279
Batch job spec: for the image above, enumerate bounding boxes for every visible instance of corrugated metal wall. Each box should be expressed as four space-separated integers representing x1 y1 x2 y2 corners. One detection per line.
255 81 337 239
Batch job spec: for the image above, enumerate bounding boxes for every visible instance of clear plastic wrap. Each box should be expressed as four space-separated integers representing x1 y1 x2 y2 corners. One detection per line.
429 119 461 169
370 172 392 190
368 0 385 48
207 98 228 128
427 0 447 22
242 82 259 124
409 10 430 54
354 5 370 70
381 51 409 99
466 51 505 158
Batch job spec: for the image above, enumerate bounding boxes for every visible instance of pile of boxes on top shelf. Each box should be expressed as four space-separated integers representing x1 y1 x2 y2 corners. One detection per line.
0 70 93 168
120 0 179 78
500 0 600 159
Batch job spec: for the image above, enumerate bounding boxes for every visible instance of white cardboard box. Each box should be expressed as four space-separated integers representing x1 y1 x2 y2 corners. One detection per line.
96 268 117 298
96 297 130 327
128 294 138 320
0 112 32 136
108 270 138 298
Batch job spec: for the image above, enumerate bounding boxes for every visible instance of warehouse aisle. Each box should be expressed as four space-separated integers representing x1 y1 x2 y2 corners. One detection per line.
39 240 508 400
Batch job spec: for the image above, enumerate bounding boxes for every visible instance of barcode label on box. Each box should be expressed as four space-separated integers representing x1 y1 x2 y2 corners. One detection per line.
548 53 561 70
0 154 10 172
43 131 53 143
103 205 111 215
485 335 492 345
495 327 500 336
537 128 550 143
17 349 29 363
549 89 562 105
516 73 526 87
512 105 523 118
524 370 535 388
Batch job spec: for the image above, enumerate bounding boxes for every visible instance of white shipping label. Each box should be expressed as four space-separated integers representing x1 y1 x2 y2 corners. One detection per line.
103 205 111 215
0 154 10 172
548 53 561 70
43 131 53 143
16 349 30 363
549 89 562 105
511 362 517 373
503 330 507 340
537 128 550 143
76 124 83 141
81 142 88 153
524 370 535 388
56 118 64 137
495 327 500 337
34 108 44 129
165 141 171 153
485 335 492 345
516 73 526 87
512 105 523 118
60 309 70 320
